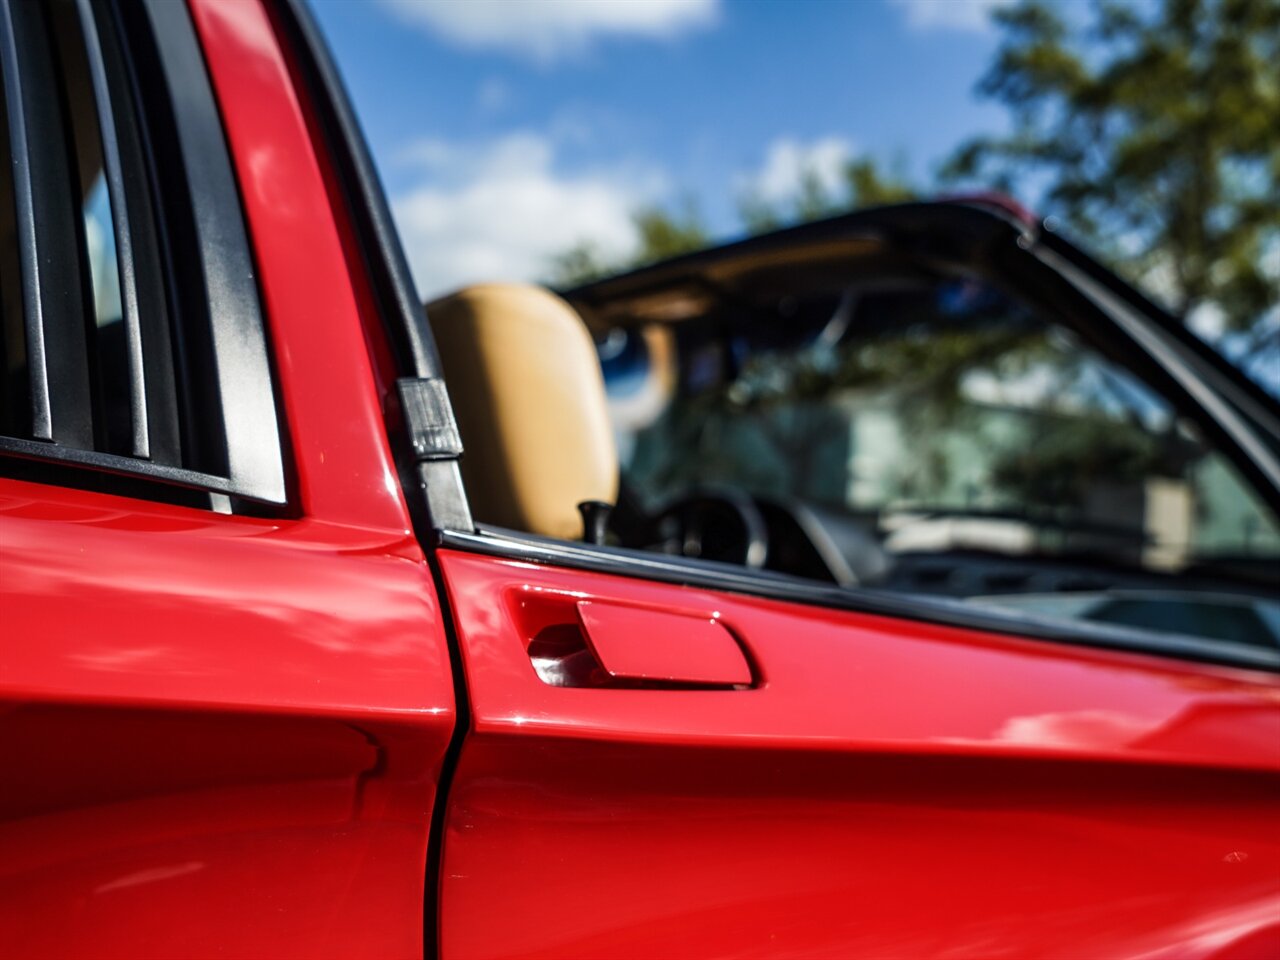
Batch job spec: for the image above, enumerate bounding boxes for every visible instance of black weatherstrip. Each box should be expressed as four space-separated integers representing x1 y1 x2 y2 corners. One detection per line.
441 527 1280 674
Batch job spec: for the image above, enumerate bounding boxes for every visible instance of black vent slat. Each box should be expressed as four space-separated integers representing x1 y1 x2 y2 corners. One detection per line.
92 0 181 466
0 1 44 437
74 0 147 459
0 0 94 448
135 0 285 503
0 0 285 506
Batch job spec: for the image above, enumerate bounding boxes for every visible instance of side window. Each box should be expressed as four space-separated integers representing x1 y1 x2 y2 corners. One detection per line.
0 0 284 505
595 272 1280 653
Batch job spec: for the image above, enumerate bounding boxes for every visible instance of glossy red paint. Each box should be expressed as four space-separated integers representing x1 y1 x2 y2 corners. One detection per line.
0 1 453 956
190 0 410 532
4 1 1278 957
0 492 452 959
576 601 754 686
436 551 1280 959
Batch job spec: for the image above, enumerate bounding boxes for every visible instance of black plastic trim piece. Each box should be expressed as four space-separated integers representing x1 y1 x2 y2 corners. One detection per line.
1037 223 1280 443
0 449 217 509
560 201 1016 309
0 0 41 436
0 0 94 448
414 459 473 533
0 433 256 498
397 377 465 460
74 0 148 459
1034 244 1280 508
396 377 473 530
439 526 1280 674
136 0 285 504
93 0 181 466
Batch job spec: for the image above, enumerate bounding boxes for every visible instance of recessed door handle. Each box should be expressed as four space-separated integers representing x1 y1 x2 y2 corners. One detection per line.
574 601 754 688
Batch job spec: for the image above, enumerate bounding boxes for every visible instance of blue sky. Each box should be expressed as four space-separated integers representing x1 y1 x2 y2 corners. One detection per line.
311 0 1018 299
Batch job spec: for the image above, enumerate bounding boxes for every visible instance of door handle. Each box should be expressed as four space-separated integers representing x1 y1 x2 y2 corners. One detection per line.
525 600 755 689
577 602 753 687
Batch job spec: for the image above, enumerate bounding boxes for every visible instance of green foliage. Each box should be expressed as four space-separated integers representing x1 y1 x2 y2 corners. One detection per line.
553 0 1277 350
989 414 1190 508
548 242 615 287
725 325 1042 415
945 0 1280 330
634 319 1201 515
844 157 918 208
632 200 710 262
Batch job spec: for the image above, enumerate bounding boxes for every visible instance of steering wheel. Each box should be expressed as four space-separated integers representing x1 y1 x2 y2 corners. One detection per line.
652 488 769 569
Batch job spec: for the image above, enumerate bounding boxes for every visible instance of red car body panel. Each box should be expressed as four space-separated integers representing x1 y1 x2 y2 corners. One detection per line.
435 551 1280 959
0 2 453 956
1 1 1278 958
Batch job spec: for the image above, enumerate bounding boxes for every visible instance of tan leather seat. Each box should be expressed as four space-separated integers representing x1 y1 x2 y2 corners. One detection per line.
427 283 618 540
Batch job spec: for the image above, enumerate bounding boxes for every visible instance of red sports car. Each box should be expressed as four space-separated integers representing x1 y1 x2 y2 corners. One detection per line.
1 1 1277 957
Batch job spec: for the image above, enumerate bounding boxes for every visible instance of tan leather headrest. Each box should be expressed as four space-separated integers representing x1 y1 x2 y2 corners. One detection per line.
427 284 618 540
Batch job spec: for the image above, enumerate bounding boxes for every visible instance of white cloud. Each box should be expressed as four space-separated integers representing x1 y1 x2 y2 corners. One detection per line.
738 136 855 205
889 0 1013 33
476 76 512 114
391 133 659 298
378 0 719 61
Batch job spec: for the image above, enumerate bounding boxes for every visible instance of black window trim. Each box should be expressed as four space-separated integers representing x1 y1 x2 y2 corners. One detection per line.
1035 221 1280 453
1033 240 1280 496
0 0 287 506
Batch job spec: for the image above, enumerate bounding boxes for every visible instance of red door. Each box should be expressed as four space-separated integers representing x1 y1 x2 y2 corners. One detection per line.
0 1 454 955
434 549 1280 959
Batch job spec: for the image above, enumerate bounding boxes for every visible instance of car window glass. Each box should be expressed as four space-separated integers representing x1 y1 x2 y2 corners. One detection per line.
84 173 121 329
603 275 1280 651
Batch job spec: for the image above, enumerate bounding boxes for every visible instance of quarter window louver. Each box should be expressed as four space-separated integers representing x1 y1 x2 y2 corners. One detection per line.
0 0 286 506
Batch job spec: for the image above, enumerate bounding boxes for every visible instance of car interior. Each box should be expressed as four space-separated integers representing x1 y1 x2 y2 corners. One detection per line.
426 219 1280 656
